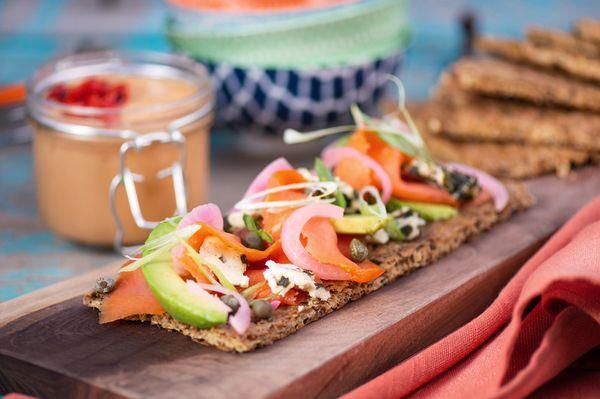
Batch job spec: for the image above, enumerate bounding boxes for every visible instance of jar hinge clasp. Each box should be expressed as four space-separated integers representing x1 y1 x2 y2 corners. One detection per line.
109 130 188 255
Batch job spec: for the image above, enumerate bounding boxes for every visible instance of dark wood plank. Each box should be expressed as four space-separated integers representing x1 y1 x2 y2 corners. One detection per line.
1 167 599 399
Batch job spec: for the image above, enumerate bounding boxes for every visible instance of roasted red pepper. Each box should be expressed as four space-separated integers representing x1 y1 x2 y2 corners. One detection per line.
47 77 128 108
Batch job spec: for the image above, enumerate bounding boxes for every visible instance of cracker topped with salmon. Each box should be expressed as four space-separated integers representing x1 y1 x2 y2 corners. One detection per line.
84 79 534 352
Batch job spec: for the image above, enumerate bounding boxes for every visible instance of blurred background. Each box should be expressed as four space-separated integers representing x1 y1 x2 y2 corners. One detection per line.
0 0 598 300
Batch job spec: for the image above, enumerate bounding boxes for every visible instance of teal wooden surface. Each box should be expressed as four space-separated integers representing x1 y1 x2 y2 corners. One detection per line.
0 0 598 302
0 145 120 301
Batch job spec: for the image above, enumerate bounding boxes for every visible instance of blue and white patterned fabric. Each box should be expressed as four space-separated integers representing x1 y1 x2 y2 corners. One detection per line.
205 53 403 134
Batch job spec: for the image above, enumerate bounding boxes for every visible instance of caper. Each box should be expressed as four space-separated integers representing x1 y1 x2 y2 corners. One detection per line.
241 230 265 250
220 294 240 313
277 276 290 288
251 299 273 321
223 216 233 233
95 277 115 295
400 224 414 237
444 170 480 201
349 238 369 262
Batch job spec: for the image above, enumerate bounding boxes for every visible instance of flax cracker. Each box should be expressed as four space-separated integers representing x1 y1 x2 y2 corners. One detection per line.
424 91 600 152
84 184 533 352
527 27 600 59
443 58 600 112
476 36 600 83
423 130 594 179
575 19 600 46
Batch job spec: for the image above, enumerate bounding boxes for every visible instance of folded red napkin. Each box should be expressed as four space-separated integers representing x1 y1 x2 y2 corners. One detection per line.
345 197 600 399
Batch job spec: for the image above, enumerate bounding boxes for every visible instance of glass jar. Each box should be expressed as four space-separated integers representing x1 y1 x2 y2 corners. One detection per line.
27 51 214 253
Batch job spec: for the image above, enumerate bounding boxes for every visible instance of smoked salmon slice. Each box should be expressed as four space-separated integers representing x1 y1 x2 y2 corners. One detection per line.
262 169 307 241
303 218 384 283
99 268 164 323
342 130 457 206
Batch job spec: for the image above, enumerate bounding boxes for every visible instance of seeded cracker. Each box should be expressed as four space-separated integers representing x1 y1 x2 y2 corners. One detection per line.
444 58 600 112
84 183 533 352
423 91 600 152
476 36 600 83
574 19 600 46
527 27 600 59
423 132 593 179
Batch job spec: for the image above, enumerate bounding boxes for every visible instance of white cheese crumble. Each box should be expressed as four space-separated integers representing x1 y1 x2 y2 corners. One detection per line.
366 228 390 244
226 211 246 229
264 260 331 301
199 237 249 287
420 162 445 187
390 205 411 218
396 212 426 240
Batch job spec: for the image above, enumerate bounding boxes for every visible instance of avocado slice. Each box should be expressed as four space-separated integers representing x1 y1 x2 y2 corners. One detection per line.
142 255 228 329
387 198 457 221
331 215 386 235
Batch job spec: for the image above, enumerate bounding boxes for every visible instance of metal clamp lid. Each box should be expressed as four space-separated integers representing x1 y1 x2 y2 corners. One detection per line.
109 130 188 255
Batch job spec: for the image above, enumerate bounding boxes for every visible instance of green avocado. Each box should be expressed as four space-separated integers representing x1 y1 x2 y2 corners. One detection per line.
142 255 228 329
387 198 458 221
331 215 386 235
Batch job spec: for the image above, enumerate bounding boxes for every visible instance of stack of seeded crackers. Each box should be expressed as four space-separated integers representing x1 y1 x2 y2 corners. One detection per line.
417 19 600 179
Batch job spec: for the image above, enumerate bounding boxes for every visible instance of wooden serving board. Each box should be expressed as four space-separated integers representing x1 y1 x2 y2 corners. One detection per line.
1 167 599 399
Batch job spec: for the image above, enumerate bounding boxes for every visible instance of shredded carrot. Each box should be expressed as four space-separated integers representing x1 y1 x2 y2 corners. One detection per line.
173 246 212 284
189 222 283 262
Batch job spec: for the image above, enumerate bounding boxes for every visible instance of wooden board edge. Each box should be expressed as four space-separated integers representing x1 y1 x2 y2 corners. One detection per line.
0 261 122 328
0 351 129 399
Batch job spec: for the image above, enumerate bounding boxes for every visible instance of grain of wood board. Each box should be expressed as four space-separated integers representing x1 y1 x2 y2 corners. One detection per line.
1 167 599 399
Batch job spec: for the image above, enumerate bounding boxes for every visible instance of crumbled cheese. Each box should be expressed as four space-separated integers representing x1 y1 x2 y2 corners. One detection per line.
347 198 362 214
264 260 331 301
411 160 445 187
199 237 249 287
390 205 411 219
226 211 246 229
396 212 426 240
334 176 355 198
366 228 390 244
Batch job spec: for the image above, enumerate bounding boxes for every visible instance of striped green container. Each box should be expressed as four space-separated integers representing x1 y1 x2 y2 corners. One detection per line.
166 0 410 69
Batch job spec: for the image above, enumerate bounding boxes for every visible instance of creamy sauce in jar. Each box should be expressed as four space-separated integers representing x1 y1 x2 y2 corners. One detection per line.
28 51 214 250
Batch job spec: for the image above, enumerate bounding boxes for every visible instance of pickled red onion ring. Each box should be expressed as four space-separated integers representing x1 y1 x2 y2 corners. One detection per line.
281 203 351 281
234 181 337 211
445 163 509 211
321 146 392 203
190 281 251 335
178 203 223 230
242 157 293 199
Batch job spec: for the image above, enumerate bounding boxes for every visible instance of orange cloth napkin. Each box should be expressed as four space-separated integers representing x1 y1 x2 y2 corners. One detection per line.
345 197 600 399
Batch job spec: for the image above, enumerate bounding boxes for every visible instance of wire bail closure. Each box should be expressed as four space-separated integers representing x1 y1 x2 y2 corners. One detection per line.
109 130 188 255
